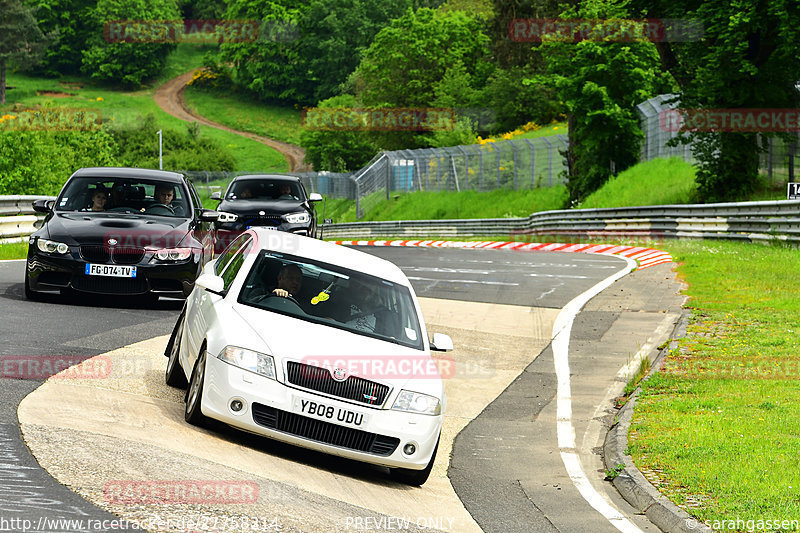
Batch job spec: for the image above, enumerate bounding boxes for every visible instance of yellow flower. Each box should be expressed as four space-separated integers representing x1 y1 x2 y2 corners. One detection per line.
96 97 103 102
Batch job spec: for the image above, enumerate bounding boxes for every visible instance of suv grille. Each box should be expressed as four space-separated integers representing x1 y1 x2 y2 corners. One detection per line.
251 403 399 456
286 361 390 406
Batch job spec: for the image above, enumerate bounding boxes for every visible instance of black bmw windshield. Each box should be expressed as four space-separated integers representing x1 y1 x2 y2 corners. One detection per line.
239 251 424 350
55 177 191 218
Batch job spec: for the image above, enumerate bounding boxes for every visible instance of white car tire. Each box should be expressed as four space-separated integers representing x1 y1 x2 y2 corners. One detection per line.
185 348 208 425
165 312 188 388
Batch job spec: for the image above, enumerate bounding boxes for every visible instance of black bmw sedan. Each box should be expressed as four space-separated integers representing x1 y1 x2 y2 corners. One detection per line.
212 174 322 250
25 167 219 300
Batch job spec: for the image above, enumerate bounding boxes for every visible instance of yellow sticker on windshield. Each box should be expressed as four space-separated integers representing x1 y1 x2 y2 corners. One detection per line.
311 290 329 306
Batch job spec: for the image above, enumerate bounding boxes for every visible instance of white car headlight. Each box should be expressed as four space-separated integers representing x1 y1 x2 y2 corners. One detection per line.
148 247 192 262
392 390 441 416
36 238 69 255
217 346 276 380
284 212 310 224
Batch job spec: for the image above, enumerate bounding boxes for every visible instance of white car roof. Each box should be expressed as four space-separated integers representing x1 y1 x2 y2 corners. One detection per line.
249 229 411 286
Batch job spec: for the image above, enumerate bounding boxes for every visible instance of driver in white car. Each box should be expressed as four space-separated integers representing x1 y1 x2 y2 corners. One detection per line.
272 264 303 299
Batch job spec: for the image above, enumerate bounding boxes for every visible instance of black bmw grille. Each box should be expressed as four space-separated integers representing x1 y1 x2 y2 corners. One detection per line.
251 403 399 457
80 245 145 265
111 247 145 265
242 215 282 227
286 362 390 406
80 245 110 263
72 275 147 294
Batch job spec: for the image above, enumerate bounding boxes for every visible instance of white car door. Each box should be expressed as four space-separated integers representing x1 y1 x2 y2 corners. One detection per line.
184 233 253 372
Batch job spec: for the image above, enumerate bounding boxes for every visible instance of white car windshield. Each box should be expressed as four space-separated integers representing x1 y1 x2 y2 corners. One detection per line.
239 251 424 350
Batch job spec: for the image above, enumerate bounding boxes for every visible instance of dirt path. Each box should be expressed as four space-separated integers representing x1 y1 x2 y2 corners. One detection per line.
153 70 311 172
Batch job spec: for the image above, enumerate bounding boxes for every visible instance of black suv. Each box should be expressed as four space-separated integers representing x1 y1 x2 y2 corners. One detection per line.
212 175 322 250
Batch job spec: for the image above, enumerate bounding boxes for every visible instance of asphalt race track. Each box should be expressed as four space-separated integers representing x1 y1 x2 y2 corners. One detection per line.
0 246 684 533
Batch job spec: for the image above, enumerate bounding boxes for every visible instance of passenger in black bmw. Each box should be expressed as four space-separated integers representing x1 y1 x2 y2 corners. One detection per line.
25 167 219 301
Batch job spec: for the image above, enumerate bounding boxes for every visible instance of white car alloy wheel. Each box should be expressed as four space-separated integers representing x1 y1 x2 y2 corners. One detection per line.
185 349 207 425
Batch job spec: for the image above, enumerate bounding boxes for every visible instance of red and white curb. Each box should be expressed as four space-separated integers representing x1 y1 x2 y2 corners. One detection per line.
332 240 673 270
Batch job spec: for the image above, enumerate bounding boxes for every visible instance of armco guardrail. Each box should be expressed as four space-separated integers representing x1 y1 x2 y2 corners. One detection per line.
4 196 800 244
321 199 800 243
0 196 55 241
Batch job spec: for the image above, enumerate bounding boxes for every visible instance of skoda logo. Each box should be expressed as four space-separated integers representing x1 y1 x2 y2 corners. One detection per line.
107 238 118 246
331 368 348 382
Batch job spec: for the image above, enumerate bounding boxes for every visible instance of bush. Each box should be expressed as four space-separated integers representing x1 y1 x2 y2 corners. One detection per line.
0 129 118 195
110 115 235 170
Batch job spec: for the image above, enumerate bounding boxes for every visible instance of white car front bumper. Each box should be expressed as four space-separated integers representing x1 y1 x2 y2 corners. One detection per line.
201 355 442 470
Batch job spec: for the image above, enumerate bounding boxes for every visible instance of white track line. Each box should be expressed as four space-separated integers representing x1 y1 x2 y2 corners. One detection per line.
551 253 644 533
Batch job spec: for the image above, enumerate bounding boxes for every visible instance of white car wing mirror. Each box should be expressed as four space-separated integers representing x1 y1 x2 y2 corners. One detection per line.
195 273 225 294
430 332 453 352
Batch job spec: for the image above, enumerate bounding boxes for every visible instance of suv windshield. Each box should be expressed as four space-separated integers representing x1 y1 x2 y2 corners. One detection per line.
55 176 190 218
239 251 423 350
226 179 302 201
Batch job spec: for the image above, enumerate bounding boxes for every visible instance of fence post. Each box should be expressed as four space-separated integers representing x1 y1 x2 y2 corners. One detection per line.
512 140 519 190
541 137 553 187
522 139 535 188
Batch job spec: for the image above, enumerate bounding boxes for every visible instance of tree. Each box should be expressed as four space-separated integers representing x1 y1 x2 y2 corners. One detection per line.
299 95 380 171
0 0 49 104
219 0 308 102
354 8 491 108
295 0 412 104
27 0 94 76
627 0 800 201
541 0 671 202
80 0 179 87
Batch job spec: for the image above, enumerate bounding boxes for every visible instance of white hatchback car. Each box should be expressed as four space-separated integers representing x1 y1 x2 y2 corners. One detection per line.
164 229 453 485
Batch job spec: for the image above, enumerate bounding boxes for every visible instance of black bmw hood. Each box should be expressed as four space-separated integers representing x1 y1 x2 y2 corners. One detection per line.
43 212 192 247
217 199 306 217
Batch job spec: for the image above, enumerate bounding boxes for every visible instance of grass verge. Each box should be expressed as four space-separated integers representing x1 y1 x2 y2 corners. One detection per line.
183 86 304 145
323 186 569 223
630 239 800 524
0 241 27 260
578 157 698 208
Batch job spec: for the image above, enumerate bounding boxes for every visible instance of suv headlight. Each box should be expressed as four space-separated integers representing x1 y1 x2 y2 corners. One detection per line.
148 247 193 262
36 238 69 255
284 212 310 224
392 390 441 416
217 346 276 380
